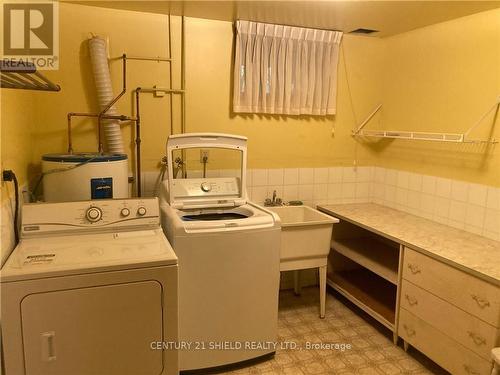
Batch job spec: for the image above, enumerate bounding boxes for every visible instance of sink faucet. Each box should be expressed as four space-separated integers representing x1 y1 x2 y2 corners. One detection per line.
264 190 283 206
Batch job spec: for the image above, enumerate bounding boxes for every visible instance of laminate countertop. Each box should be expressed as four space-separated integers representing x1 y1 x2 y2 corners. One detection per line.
318 203 500 286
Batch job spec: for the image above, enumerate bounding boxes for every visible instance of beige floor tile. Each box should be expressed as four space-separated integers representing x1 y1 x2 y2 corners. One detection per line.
219 287 447 375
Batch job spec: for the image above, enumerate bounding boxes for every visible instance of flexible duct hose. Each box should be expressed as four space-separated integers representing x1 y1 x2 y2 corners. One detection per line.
88 36 125 153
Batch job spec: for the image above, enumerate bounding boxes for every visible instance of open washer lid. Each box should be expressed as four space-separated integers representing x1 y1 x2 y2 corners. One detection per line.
166 133 248 209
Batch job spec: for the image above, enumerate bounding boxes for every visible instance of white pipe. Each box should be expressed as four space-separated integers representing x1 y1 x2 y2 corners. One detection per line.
88 36 125 153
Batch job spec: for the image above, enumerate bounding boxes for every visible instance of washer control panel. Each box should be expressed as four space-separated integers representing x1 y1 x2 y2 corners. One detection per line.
172 177 240 200
22 198 160 235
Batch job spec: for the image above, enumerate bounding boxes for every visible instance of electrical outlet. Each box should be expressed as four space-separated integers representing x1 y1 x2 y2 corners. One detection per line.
200 150 209 163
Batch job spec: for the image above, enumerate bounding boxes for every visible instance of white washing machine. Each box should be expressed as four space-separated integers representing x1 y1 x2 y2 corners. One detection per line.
160 133 281 372
1 198 178 375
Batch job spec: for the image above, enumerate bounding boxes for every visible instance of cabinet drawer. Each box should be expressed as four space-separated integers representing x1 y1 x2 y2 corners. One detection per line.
399 308 491 375
403 247 500 327
400 280 500 360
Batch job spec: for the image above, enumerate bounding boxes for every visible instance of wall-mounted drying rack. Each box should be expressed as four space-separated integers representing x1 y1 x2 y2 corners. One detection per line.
352 98 499 144
0 61 60 91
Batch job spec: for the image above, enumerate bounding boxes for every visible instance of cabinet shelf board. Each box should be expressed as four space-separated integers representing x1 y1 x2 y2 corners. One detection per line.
328 267 397 327
331 237 400 284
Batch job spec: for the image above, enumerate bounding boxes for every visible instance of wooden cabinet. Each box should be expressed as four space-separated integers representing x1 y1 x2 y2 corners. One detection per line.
401 247 500 374
404 248 500 327
327 220 402 343
320 204 500 375
400 280 499 360
399 309 492 375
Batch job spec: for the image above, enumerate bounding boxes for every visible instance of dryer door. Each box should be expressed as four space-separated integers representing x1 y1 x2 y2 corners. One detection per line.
21 281 164 375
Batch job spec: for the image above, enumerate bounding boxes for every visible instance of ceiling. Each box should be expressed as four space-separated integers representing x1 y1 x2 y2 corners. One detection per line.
69 1 500 37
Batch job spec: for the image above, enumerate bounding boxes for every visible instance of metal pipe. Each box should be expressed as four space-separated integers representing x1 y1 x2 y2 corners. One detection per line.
168 13 174 136
136 87 184 93
67 112 136 153
181 15 186 134
135 88 142 197
124 56 172 62
110 55 172 62
181 16 187 178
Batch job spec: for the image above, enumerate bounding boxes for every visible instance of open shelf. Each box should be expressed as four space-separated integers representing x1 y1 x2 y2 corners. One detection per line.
328 266 397 329
331 237 399 284
351 99 500 145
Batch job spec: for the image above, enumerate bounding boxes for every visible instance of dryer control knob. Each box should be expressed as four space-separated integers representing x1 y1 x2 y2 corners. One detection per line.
120 208 130 217
137 206 147 216
86 207 102 222
201 182 211 192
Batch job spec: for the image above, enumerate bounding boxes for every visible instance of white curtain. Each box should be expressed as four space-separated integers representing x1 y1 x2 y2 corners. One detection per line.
233 20 343 116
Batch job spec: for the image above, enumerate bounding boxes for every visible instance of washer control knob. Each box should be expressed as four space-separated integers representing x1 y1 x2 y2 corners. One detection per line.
201 182 211 192
137 206 147 216
86 207 102 222
120 208 130 217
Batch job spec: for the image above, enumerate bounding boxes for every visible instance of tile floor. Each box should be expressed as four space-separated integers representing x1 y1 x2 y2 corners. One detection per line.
222 287 447 375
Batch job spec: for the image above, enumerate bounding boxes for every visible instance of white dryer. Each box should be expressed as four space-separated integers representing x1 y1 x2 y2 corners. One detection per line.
1 198 178 375
160 133 281 372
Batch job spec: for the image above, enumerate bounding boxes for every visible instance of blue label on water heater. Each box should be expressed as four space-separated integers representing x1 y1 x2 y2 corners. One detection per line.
91 177 113 199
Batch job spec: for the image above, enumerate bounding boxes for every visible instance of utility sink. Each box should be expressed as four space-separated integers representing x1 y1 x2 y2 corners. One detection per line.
268 206 339 263
268 205 339 318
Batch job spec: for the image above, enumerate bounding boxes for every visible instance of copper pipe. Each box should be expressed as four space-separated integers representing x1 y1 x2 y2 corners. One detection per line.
135 88 142 197
67 112 136 154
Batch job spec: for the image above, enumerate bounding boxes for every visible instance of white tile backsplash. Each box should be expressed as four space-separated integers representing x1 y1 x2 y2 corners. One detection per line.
408 173 422 192
283 185 299 201
342 167 357 183
298 184 314 200
451 180 468 202
385 169 398 186
157 166 500 242
313 168 329 184
298 168 314 184
468 183 488 207
486 186 500 210
313 184 328 200
449 200 467 223
328 167 343 183
356 167 372 183
252 169 268 186
435 177 452 198
396 171 409 189
268 169 284 186
284 168 299 185
421 175 436 194
374 167 385 184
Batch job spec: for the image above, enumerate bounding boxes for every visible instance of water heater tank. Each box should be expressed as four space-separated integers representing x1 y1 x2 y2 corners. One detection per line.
42 153 129 202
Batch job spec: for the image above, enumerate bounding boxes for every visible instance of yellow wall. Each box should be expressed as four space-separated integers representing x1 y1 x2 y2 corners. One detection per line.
34 3 174 173
185 17 384 169
1 2 384 182
1 90 38 198
370 8 500 186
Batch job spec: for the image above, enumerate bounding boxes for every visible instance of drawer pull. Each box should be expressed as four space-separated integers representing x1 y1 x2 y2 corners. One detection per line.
404 294 418 306
463 364 480 375
407 263 421 274
467 331 486 346
403 324 416 337
470 294 490 309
